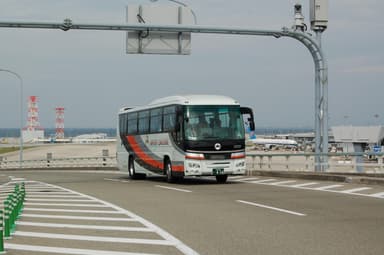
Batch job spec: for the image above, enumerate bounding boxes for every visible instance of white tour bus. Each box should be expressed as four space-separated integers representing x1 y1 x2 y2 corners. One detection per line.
117 95 255 183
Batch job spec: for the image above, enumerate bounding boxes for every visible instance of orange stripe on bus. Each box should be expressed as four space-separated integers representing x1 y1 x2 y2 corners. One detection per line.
127 136 184 172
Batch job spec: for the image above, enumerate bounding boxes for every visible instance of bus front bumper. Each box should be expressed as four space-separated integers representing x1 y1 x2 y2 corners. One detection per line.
184 159 246 176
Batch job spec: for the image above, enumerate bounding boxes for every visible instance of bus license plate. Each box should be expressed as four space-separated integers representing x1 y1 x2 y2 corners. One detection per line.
213 168 224 175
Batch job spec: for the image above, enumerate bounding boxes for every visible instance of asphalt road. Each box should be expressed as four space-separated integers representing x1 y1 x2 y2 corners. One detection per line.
1 170 383 255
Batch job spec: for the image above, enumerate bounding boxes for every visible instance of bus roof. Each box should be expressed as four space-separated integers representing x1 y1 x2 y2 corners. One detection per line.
119 95 240 113
150 95 239 106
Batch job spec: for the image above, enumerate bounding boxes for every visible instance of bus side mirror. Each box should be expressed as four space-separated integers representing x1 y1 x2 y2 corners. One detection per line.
249 121 255 131
241 107 255 132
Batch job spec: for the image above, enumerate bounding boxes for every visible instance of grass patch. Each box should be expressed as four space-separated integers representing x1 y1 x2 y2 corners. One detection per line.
0 147 33 155
0 147 20 154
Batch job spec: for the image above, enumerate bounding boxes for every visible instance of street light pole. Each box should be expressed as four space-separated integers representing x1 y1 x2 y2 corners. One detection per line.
0 69 23 168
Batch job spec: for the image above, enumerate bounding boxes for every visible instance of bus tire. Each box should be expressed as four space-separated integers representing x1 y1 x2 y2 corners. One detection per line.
128 157 136 179
216 175 228 183
165 160 175 183
129 157 145 180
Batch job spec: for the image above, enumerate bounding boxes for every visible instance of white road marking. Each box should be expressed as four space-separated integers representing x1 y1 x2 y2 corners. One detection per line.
38 182 200 255
9 178 25 181
14 231 175 246
5 243 161 255
17 221 153 232
341 187 372 194
234 177 260 182
229 176 249 179
236 200 306 216
291 182 319 188
21 214 137 222
269 180 297 185
232 176 384 199
27 191 76 195
26 194 83 198
155 185 192 193
315 184 344 190
26 198 97 202
370 192 384 198
24 202 109 207
23 208 122 214
250 178 277 183
104 178 131 183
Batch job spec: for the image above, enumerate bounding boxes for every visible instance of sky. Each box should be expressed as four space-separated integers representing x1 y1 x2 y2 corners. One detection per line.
0 0 383 129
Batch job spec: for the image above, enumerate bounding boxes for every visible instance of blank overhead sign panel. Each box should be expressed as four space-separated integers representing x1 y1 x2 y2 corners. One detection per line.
126 5 194 55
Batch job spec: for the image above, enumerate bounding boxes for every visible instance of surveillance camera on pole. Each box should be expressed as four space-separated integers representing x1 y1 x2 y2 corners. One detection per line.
292 3 306 31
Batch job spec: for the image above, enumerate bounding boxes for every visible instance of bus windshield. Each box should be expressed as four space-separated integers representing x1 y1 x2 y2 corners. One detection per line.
184 105 245 141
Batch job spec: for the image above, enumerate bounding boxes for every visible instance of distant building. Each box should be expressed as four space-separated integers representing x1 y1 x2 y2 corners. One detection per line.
332 126 384 150
332 125 384 172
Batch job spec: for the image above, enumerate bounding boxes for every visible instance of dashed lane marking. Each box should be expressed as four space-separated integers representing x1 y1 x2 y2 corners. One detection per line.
233 177 260 182
370 192 384 198
104 178 131 183
236 200 306 217
250 178 277 184
155 185 193 193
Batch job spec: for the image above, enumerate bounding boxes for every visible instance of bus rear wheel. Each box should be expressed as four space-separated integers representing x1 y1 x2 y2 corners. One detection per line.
216 175 228 183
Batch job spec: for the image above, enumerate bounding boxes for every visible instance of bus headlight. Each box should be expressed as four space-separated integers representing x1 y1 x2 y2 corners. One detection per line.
185 152 205 160
231 152 245 159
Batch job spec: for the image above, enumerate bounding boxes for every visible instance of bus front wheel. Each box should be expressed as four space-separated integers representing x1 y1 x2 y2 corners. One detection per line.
129 157 145 180
165 160 175 183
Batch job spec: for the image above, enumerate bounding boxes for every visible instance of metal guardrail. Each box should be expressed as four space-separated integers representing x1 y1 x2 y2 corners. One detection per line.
0 156 117 169
1 152 384 173
246 152 384 173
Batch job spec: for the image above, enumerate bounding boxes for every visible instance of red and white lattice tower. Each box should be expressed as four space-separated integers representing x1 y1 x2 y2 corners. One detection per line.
26 96 43 131
55 107 65 139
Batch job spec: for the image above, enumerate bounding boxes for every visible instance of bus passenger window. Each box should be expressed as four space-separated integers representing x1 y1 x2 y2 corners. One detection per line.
150 108 163 133
138 111 150 134
163 106 176 131
127 113 138 135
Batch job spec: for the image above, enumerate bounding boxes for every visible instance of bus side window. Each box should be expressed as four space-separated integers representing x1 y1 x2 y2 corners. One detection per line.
150 108 163 133
163 106 176 131
138 111 150 134
127 112 138 135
